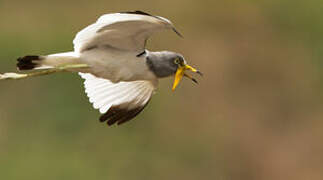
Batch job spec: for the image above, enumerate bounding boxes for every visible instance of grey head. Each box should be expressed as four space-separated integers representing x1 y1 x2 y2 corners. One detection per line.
145 50 202 90
146 51 185 78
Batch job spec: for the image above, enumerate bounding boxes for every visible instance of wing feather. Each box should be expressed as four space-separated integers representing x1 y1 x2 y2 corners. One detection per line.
79 73 156 125
73 11 180 53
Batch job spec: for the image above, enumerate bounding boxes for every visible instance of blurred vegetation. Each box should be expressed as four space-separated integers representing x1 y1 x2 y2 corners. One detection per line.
0 0 322 179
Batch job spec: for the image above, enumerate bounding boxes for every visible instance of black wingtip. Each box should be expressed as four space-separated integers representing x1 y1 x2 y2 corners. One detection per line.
99 105 146 126
120 11 183 38
17 55 42 70
172 27 184 38
119 10 153 16
99 100 151 126
136 50 146 57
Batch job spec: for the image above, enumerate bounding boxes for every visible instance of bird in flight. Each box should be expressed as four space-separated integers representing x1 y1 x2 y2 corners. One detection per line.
0 11 202 126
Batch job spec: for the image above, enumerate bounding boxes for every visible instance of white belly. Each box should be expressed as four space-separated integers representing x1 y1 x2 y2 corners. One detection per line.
79 49 157 83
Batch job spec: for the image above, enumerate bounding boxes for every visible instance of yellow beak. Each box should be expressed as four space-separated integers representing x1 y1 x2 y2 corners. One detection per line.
172 64 202 91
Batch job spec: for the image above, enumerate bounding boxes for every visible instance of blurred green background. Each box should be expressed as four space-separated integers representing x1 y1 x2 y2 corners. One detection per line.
1 0 323 179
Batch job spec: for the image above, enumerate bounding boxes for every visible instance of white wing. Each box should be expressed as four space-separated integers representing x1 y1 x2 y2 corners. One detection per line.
79 73 156 125
73 11 181 53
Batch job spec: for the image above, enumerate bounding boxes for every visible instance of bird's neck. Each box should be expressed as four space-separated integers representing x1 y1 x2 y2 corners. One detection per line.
145 51 177 78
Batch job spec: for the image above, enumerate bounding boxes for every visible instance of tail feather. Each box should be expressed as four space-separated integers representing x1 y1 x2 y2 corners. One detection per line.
16 52 80 71
17 55 43 70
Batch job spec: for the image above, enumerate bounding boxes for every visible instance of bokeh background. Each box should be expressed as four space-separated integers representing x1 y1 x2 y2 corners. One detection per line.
0 0 323 179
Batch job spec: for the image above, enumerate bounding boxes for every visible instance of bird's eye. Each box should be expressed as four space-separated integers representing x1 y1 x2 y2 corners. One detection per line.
174 58 180 64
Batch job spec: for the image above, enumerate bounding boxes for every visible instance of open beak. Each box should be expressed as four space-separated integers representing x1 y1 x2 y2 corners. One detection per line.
172 64 202 91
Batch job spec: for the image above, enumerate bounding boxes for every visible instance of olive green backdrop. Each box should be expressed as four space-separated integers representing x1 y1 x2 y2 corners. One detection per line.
0 0 323 179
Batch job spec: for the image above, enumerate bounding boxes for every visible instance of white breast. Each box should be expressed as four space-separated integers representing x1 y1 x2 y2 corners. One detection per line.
79 49 156 83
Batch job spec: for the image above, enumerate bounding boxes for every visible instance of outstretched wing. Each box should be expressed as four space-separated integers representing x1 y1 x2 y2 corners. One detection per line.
79 73 156 125
73 11 182 53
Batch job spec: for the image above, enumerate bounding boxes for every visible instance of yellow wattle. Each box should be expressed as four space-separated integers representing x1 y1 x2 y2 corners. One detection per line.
172 66 185 91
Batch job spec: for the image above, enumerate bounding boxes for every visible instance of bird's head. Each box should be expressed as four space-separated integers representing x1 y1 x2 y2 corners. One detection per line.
171 55 202 91
146 51 202 91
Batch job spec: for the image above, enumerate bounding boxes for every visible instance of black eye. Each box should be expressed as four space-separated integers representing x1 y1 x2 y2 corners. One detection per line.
174 58 180 64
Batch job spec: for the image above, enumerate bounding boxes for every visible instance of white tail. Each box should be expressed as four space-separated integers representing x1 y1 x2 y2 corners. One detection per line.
17 52 80 71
